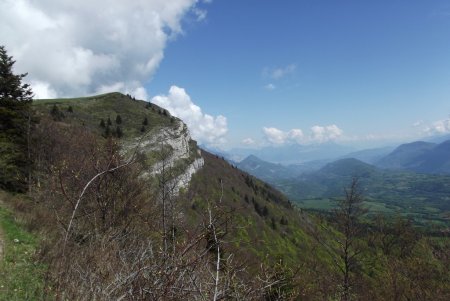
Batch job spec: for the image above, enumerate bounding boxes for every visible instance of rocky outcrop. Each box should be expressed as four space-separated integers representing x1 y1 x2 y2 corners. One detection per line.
127 119 204 194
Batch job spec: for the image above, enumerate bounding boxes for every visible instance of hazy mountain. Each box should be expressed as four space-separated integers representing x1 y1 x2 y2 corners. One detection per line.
237 155 331 185
340 146 395 164
237 155 296 182
318 158 379 178
376 140 450 174
413 140 450 174
376 141 436 169
227 142 355 164
424 133 450 144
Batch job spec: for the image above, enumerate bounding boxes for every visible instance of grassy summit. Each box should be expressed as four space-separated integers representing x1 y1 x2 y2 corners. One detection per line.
33 92 175 139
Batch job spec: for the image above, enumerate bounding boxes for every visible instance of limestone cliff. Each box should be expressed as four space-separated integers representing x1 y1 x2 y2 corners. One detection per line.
127 118 204 194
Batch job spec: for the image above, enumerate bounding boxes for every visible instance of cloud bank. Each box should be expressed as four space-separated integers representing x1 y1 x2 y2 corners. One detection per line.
263 125 343 145
0 0 207 99
152 86 228 146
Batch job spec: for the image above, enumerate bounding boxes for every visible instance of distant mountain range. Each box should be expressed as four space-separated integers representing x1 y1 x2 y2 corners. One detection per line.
237 155 328 183
339 146 395 164
209 142 355 164
376 140 450 174
271 158 450 225
232 138 450 226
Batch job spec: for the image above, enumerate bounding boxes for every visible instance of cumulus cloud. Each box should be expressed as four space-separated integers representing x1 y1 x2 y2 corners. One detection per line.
151 86 227 146
424 118 450 135
263 127 304 145
263 64 296 80
263 125 343 145
263 127 288 144
310 125 343 143
0 0 208 99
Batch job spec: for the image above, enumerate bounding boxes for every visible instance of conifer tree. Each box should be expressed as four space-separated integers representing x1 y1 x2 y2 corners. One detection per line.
0 46 33 192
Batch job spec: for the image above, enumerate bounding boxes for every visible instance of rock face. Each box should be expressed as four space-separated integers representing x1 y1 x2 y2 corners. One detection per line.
129 119 204 194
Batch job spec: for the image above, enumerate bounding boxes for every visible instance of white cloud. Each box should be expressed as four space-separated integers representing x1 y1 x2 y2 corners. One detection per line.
264 83 276 91
263 64 296 80
289 129 304 143
263 127 288 144
263 125 343 145
1 0 209 99
424 118 450 135
30 80 58 99
263 127 305 145
151 86 228 146
242 138 256 146
310 125 343 143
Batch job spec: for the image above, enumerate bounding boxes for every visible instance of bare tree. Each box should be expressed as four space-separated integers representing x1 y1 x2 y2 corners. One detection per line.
307 178 367 301
333 178 367 301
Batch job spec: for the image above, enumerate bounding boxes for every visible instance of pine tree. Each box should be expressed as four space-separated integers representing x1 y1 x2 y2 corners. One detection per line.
0 46 33 192
143 117 148 126
99 119 106 128
50 104 65 121
107 116 112 126
115 114 122 124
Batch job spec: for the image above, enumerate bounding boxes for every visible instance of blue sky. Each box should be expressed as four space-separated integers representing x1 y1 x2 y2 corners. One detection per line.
150 0 450 148
3 0 450 149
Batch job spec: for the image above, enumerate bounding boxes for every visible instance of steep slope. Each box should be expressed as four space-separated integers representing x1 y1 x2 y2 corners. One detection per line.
34 92 203 193
187 151 325 266
33 92 329 267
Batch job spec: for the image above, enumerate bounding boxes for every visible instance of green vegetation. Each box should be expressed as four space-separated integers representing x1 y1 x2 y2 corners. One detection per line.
187 152 320 268
273 158 450 228
0 47 448 298
0 196 47 300
33 92 175 141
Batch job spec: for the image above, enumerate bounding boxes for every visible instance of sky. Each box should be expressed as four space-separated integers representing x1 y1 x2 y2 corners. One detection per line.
2 0 450 149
